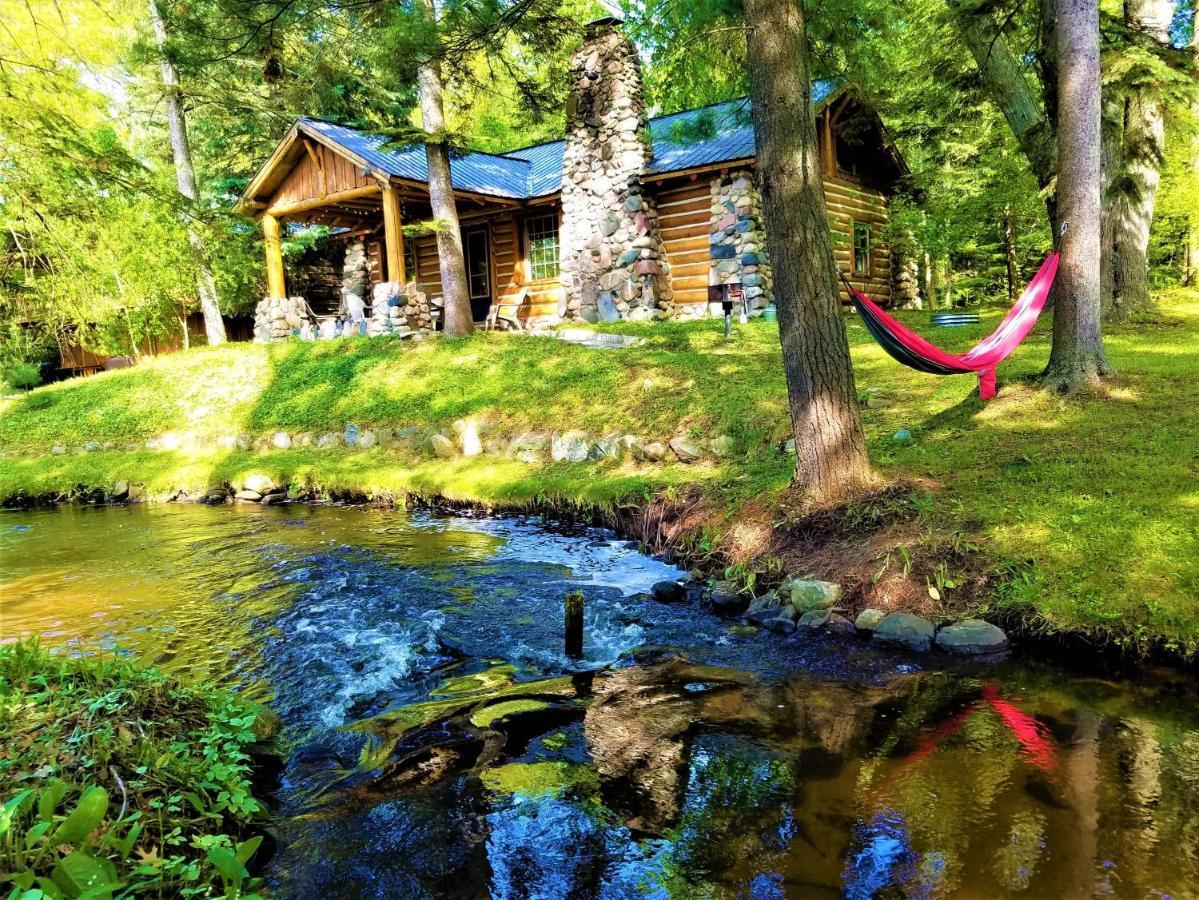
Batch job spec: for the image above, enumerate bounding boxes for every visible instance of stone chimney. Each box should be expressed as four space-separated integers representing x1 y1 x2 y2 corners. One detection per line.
559 18 671 322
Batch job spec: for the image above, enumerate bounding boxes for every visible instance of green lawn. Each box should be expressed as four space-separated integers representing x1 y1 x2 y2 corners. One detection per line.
1 289 1196 655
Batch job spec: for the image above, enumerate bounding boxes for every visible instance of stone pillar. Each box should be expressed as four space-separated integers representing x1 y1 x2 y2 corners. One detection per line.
342 239 367 299
703 169 774 319
559 18 671 322
889 230 923 310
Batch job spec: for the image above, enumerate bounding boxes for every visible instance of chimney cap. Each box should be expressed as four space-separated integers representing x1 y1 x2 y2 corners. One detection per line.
584 15 624 34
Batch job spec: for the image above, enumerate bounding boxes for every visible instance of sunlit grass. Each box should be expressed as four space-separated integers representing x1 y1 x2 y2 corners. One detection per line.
1 288 1196 653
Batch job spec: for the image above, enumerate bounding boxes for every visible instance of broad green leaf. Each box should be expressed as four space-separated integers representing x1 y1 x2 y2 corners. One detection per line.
206 846 247 884
235 835 263 865
0 789 34 835
50 852 114 898
49 788 108 848
38 783 69 823
26 819 53 848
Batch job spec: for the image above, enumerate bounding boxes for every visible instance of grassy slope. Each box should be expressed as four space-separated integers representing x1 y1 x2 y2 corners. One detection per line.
1 290 1196 653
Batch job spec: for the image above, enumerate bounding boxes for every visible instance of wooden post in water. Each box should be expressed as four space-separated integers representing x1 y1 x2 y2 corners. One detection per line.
564 591 584 659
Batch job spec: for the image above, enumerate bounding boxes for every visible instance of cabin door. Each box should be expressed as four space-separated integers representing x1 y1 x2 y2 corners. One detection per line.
462 227 492 322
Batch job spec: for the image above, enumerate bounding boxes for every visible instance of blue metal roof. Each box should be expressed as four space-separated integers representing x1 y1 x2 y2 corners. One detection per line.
297 80 842 201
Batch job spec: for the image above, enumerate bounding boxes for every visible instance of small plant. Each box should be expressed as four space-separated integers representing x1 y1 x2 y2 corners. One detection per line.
4 362 41 392
0 642 275 897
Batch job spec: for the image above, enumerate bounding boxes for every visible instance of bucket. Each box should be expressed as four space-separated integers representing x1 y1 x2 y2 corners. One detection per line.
763 305 778 323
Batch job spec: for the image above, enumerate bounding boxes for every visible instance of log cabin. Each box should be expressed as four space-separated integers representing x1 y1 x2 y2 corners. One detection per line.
238 17 914 340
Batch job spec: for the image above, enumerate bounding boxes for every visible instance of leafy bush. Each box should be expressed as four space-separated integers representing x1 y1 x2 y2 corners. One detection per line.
4 362 42 392
0 642 276 897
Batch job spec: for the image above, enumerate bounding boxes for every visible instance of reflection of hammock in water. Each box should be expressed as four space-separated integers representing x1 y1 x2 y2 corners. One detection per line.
842 252 1060 401
843 685 1057 898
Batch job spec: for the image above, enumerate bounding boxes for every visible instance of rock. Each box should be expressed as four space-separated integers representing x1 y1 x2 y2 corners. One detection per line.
873 613 936 652
709 581 747 614
242 474 277 495
765 616 796 635
344 424 360 447
866 395 894 409
110 480 130 502
551 431 591 463
935 619 1010 656
745 594 781 624
200 488 228 505
708 435 736 457
260 493 286 507
51 446 66 455
668 436 703 463
782 438 796 455
893 429 913 443
854 608 887 633
429 434 457 458
271 432 292 450
637 441 668 463
234 489 263 502
797 610 856 636
454 420 483 457
316 432 339 449
357 430 378 450
788 579 842 612
84 441 101 452
589 434 624 461
651 580 686 603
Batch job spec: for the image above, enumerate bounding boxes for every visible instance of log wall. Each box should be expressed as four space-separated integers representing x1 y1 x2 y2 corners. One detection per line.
657 181 715 313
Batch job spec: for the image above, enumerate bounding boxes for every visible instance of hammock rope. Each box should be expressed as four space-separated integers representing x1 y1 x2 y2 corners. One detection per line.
842 251 1060 400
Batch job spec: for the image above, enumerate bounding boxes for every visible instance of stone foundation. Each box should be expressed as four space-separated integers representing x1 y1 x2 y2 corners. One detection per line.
559 19 672 323
367 281 433 337
253 296 309 342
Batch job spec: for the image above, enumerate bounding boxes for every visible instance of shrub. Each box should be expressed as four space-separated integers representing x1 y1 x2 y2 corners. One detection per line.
4 362 41 392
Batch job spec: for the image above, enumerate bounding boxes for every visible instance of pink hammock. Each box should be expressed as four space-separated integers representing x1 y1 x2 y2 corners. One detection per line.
845 252 1059 400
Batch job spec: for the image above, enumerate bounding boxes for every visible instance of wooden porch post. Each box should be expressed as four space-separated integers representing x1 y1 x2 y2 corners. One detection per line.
262 213 286 299
382 186 407 284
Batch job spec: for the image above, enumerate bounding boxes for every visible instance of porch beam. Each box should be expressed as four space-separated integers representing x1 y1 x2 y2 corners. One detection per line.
262 213 286 299
265 184 383 218
382 186 406 284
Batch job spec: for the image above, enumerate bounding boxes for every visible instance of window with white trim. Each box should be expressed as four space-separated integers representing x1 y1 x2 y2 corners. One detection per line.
527 213 560 281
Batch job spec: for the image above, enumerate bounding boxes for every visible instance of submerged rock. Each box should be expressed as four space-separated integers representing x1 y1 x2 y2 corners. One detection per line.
935 619 1009 655
765 616 796 634
797 610 855 636
873 613 936 652
708 581 747 615
745 594 781 624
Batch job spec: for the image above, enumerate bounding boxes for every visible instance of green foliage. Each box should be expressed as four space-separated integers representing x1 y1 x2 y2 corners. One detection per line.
4 363 42 392
0 641 274 897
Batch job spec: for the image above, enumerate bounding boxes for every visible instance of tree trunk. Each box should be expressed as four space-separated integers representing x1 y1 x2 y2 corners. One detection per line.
1043 0 1112 392
1190 7 1199 286
148 0 227 347
1108 0 1172 322
1004 203 1018 303
1100 88 1122 313
745 0 874 506
417 0 472 337
950 0 1057 223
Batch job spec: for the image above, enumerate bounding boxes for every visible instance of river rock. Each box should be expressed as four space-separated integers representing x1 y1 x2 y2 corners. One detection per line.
873 613 936 652
637 441 668 463
200 488 229 505
797 610 856 636
709 581 747 614
110 480 130 502
234 489 262 502
590 434 623 461
429 434 457 458
357 430 378 450
51 445 66 455
708 435 736 457
765 616 796 634
788 579 842 612
260 493 286 507
651 580 686 603
317 432 340 449
668 436 703 463
271 432 292 450
242 474 277 495
552 431 592 463
854 608 887 633
935 619 1010 655
745 594 781 624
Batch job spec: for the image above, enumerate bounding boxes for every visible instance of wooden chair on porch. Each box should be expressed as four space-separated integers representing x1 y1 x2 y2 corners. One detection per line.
483 287 526 332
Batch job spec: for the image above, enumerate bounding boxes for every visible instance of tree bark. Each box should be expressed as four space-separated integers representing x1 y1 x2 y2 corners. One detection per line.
1190 6 1199 286
1108 0 1172 321
417 0 472 337
1100 88 1122 312
1004 203 1018 302
148 0 227 347
745 0 875 506
1043 0 1112 392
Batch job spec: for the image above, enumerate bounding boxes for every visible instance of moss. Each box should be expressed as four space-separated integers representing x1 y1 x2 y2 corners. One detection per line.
478 761 599 799
469 699 551 728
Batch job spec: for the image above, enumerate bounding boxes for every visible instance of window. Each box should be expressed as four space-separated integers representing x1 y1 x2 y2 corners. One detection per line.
527 213 560 281
402 237 418 283
853 222 871 275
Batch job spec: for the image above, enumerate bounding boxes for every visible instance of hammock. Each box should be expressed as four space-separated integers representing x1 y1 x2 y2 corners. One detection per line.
843 252 1060 400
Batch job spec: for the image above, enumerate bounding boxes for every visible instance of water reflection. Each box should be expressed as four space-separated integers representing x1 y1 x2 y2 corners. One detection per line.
3 505 1199 897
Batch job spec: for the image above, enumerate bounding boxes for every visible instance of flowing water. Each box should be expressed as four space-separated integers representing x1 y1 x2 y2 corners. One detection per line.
3 504 1198 899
